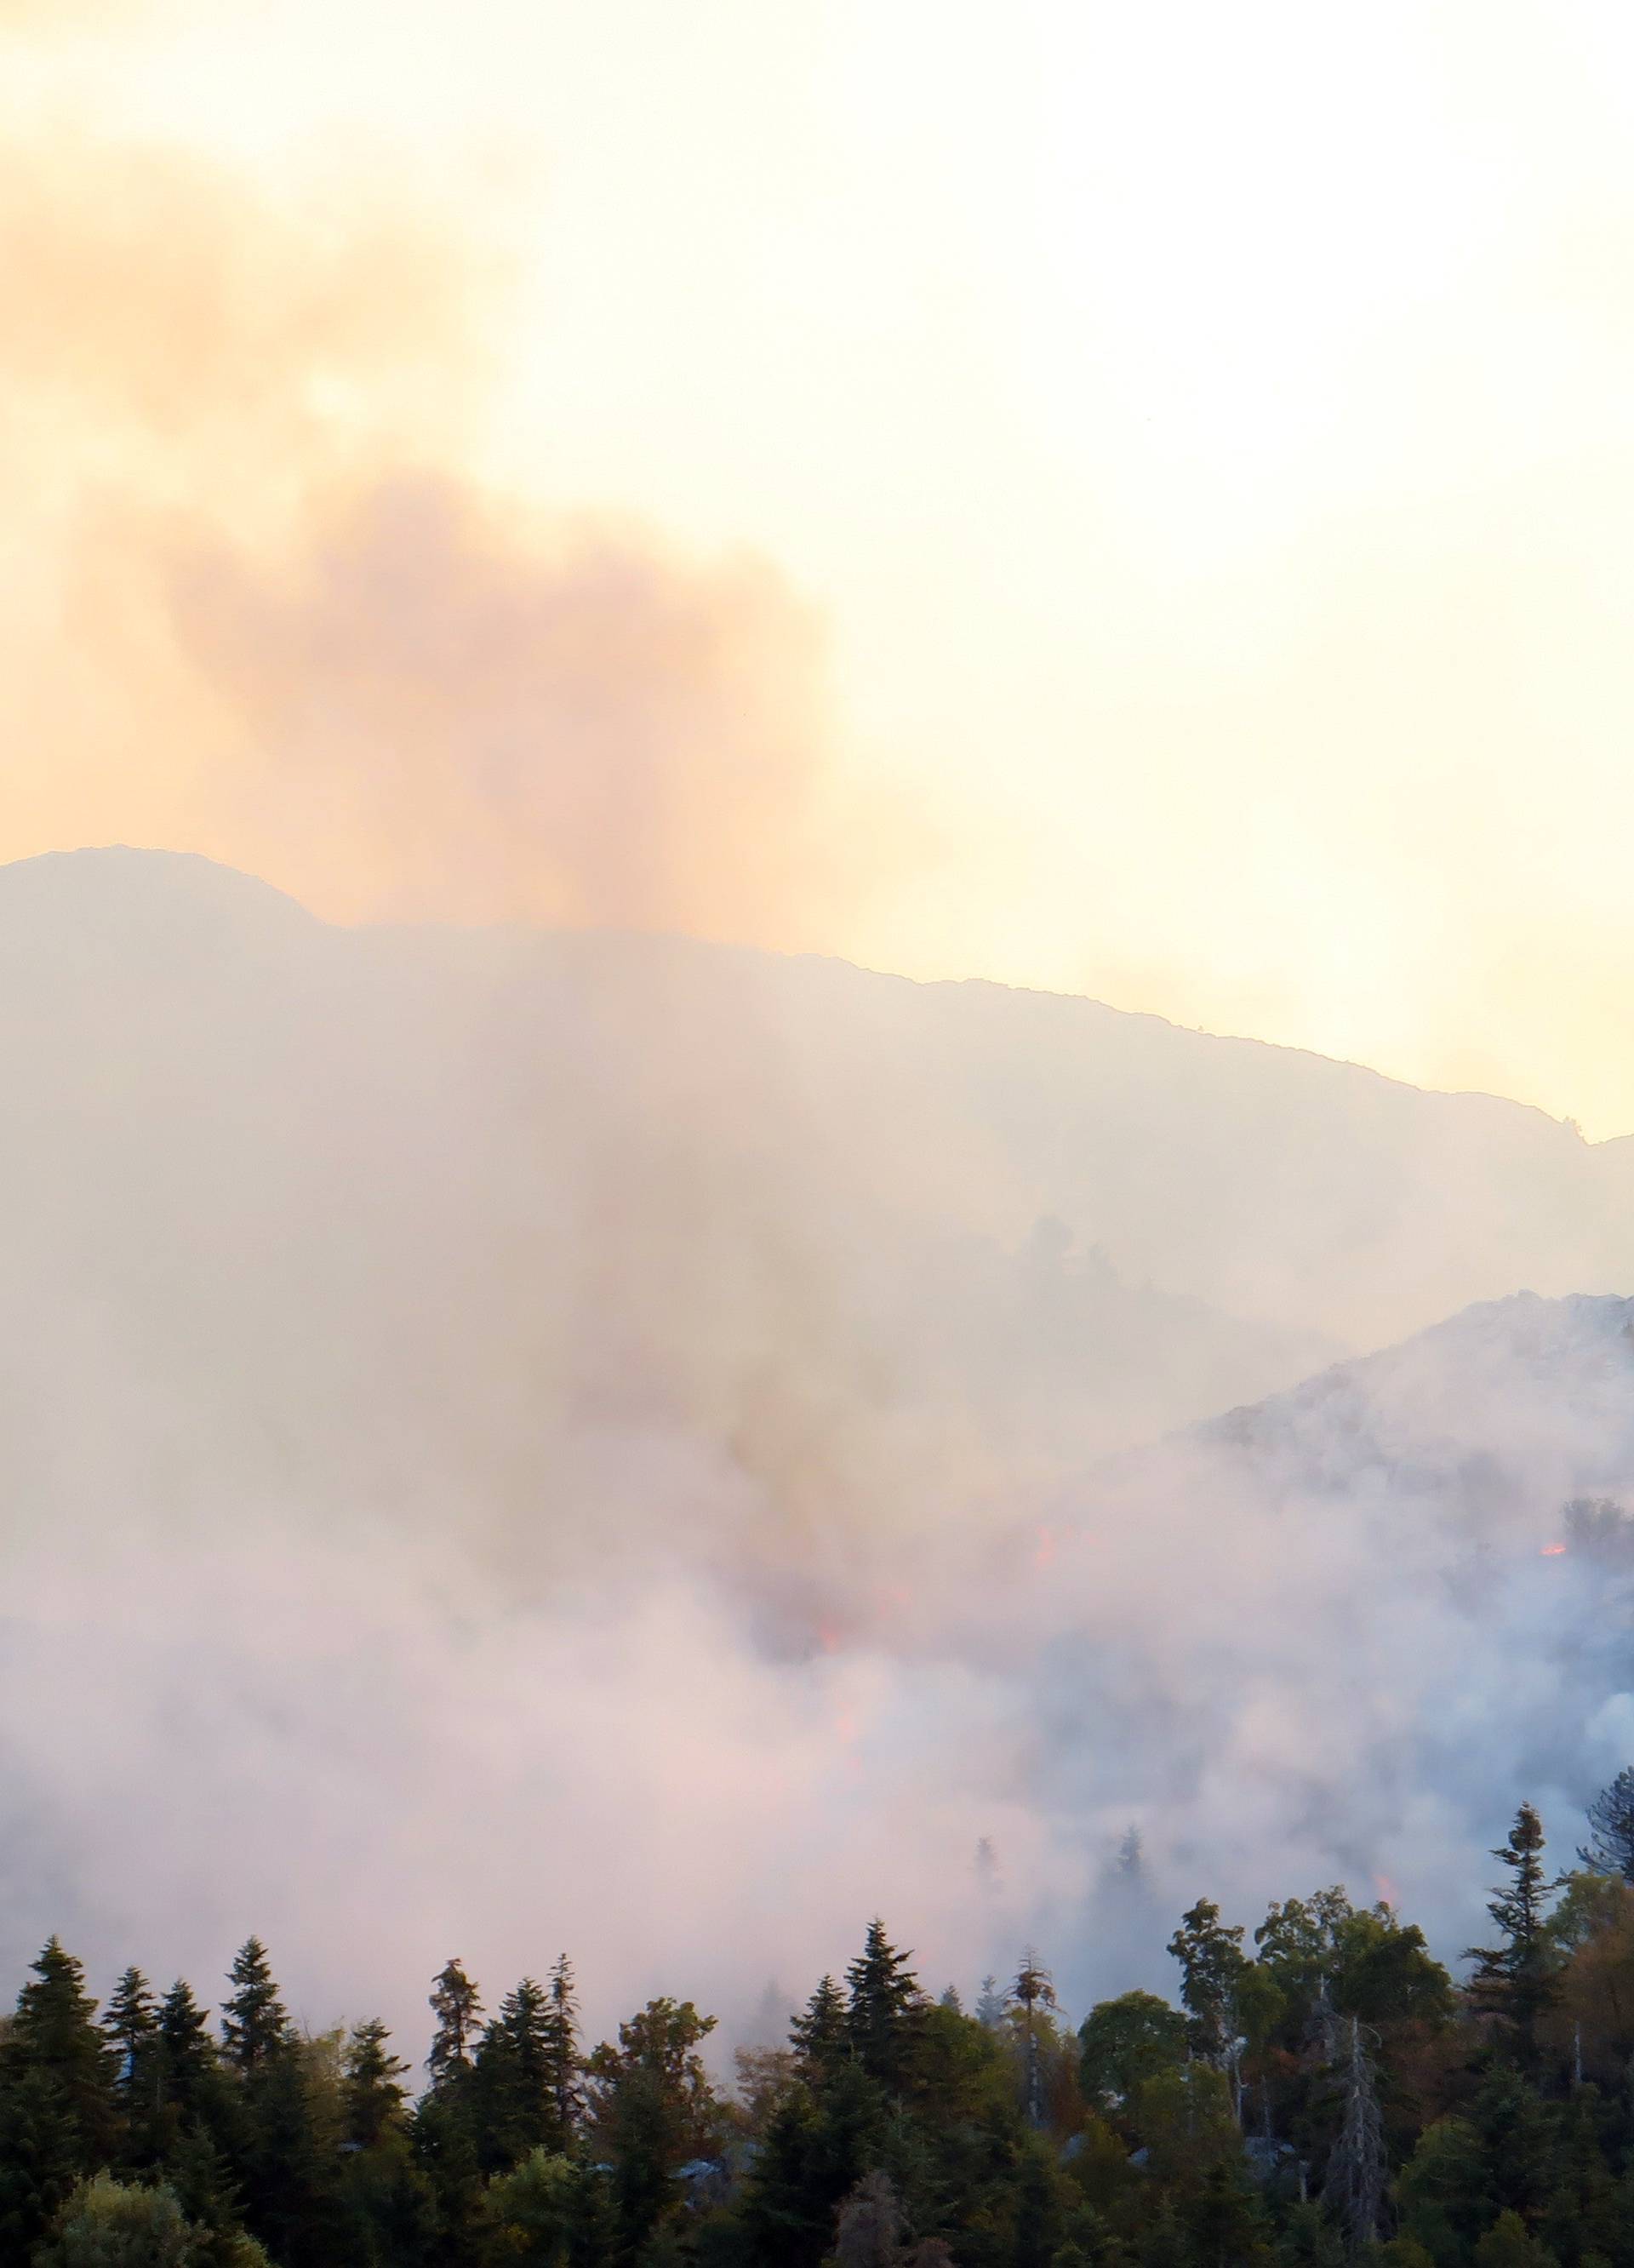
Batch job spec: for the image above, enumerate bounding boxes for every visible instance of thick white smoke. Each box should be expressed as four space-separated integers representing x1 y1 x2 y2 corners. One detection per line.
1 849 1631 2061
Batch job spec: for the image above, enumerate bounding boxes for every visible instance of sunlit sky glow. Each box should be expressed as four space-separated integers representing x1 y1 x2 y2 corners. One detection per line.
8 0 1634 1132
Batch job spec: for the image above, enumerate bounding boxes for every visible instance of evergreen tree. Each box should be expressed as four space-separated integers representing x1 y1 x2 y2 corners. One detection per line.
1467 1805 1563 2071
343 2019 409 2151
426 1958 483 2091
0 2067 89 2259
1579 1768 1634 1883
740 2058 891 2268
231 2038 334 2268
471 1977 561 2172
157 1980 220 2122
408 2082 483 2263
543 1956 584 2143
3 1938 120 2167
104 1967 160 2103
845 1922 923 2092
791 1976 849 2077
220 1941 290 2075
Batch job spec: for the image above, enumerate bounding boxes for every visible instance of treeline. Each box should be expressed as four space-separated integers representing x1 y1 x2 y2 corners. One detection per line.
12 1791 1634 2266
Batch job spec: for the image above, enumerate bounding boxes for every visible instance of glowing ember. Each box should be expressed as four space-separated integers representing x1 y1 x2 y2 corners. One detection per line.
1540 1544 1567 1557
1034 1526 1056 1570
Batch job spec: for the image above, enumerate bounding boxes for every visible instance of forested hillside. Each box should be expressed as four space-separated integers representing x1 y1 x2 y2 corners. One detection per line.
9 1796 1634 2267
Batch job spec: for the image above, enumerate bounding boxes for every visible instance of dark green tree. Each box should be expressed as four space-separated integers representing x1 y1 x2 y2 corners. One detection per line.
584 1997 721 2255
1466 1806 1563 2071
543 1957 584 2143
220 1940 290 2075
1078 1991 1189 2111
343 2019 409 2151
0 1938 119 2174
157 1980 220 2128
104 1968 160 2101
845 1922 923 2092
472 1977 562 2173
791 1976 849 2077
738 2055 890 2268
1168 1901 1247 2064
426 1958 483 2093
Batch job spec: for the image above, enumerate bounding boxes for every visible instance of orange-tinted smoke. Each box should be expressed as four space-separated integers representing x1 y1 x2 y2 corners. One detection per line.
1 121 888 947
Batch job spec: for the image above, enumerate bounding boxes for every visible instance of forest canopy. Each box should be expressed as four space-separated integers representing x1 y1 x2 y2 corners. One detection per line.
9 1791 1634 2267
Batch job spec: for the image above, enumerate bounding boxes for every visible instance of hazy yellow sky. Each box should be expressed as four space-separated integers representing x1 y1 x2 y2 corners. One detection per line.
8 1 1634 1131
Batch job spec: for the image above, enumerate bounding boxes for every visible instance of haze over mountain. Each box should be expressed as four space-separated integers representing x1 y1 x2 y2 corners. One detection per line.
3 846 1632 2044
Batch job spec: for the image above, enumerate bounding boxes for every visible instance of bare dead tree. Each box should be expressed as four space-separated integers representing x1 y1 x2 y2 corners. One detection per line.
1325 2016 1388 2256
835 2170 905 2268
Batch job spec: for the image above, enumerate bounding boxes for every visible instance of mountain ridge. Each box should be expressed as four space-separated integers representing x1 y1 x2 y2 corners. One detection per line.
1 843 1599 1144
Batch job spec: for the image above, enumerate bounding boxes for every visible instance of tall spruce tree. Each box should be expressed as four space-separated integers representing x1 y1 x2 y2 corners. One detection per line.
543 1956 584 2142
471 1978 559 2172
157 1980 219 2120
1466 1804 1563 2070
104 1968 160 2099
220 1940 290 2074
791 1976 849 2077
104 1966 163 2168
5 1938 119 2162
427 1957 483 2091
343 2019 409 2151
844 1922 922 2092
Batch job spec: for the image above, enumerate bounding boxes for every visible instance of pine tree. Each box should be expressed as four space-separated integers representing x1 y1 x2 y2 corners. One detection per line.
3 1938 119 2164
104 1967 160 2099
426 1957 483 2090
220 1940 290 2074
1580 1768 1634 1883
845 1921 923 2092
791 1976 849 2077
157 1980 219 2118
543 1956 584 2142
343 2019 409 2150
1467 1805 1563 2070
0 2067 89 2259
472 1977 559 2172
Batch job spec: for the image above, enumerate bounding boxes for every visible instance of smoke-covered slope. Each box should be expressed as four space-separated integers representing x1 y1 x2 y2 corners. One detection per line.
3 848 1634 2037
